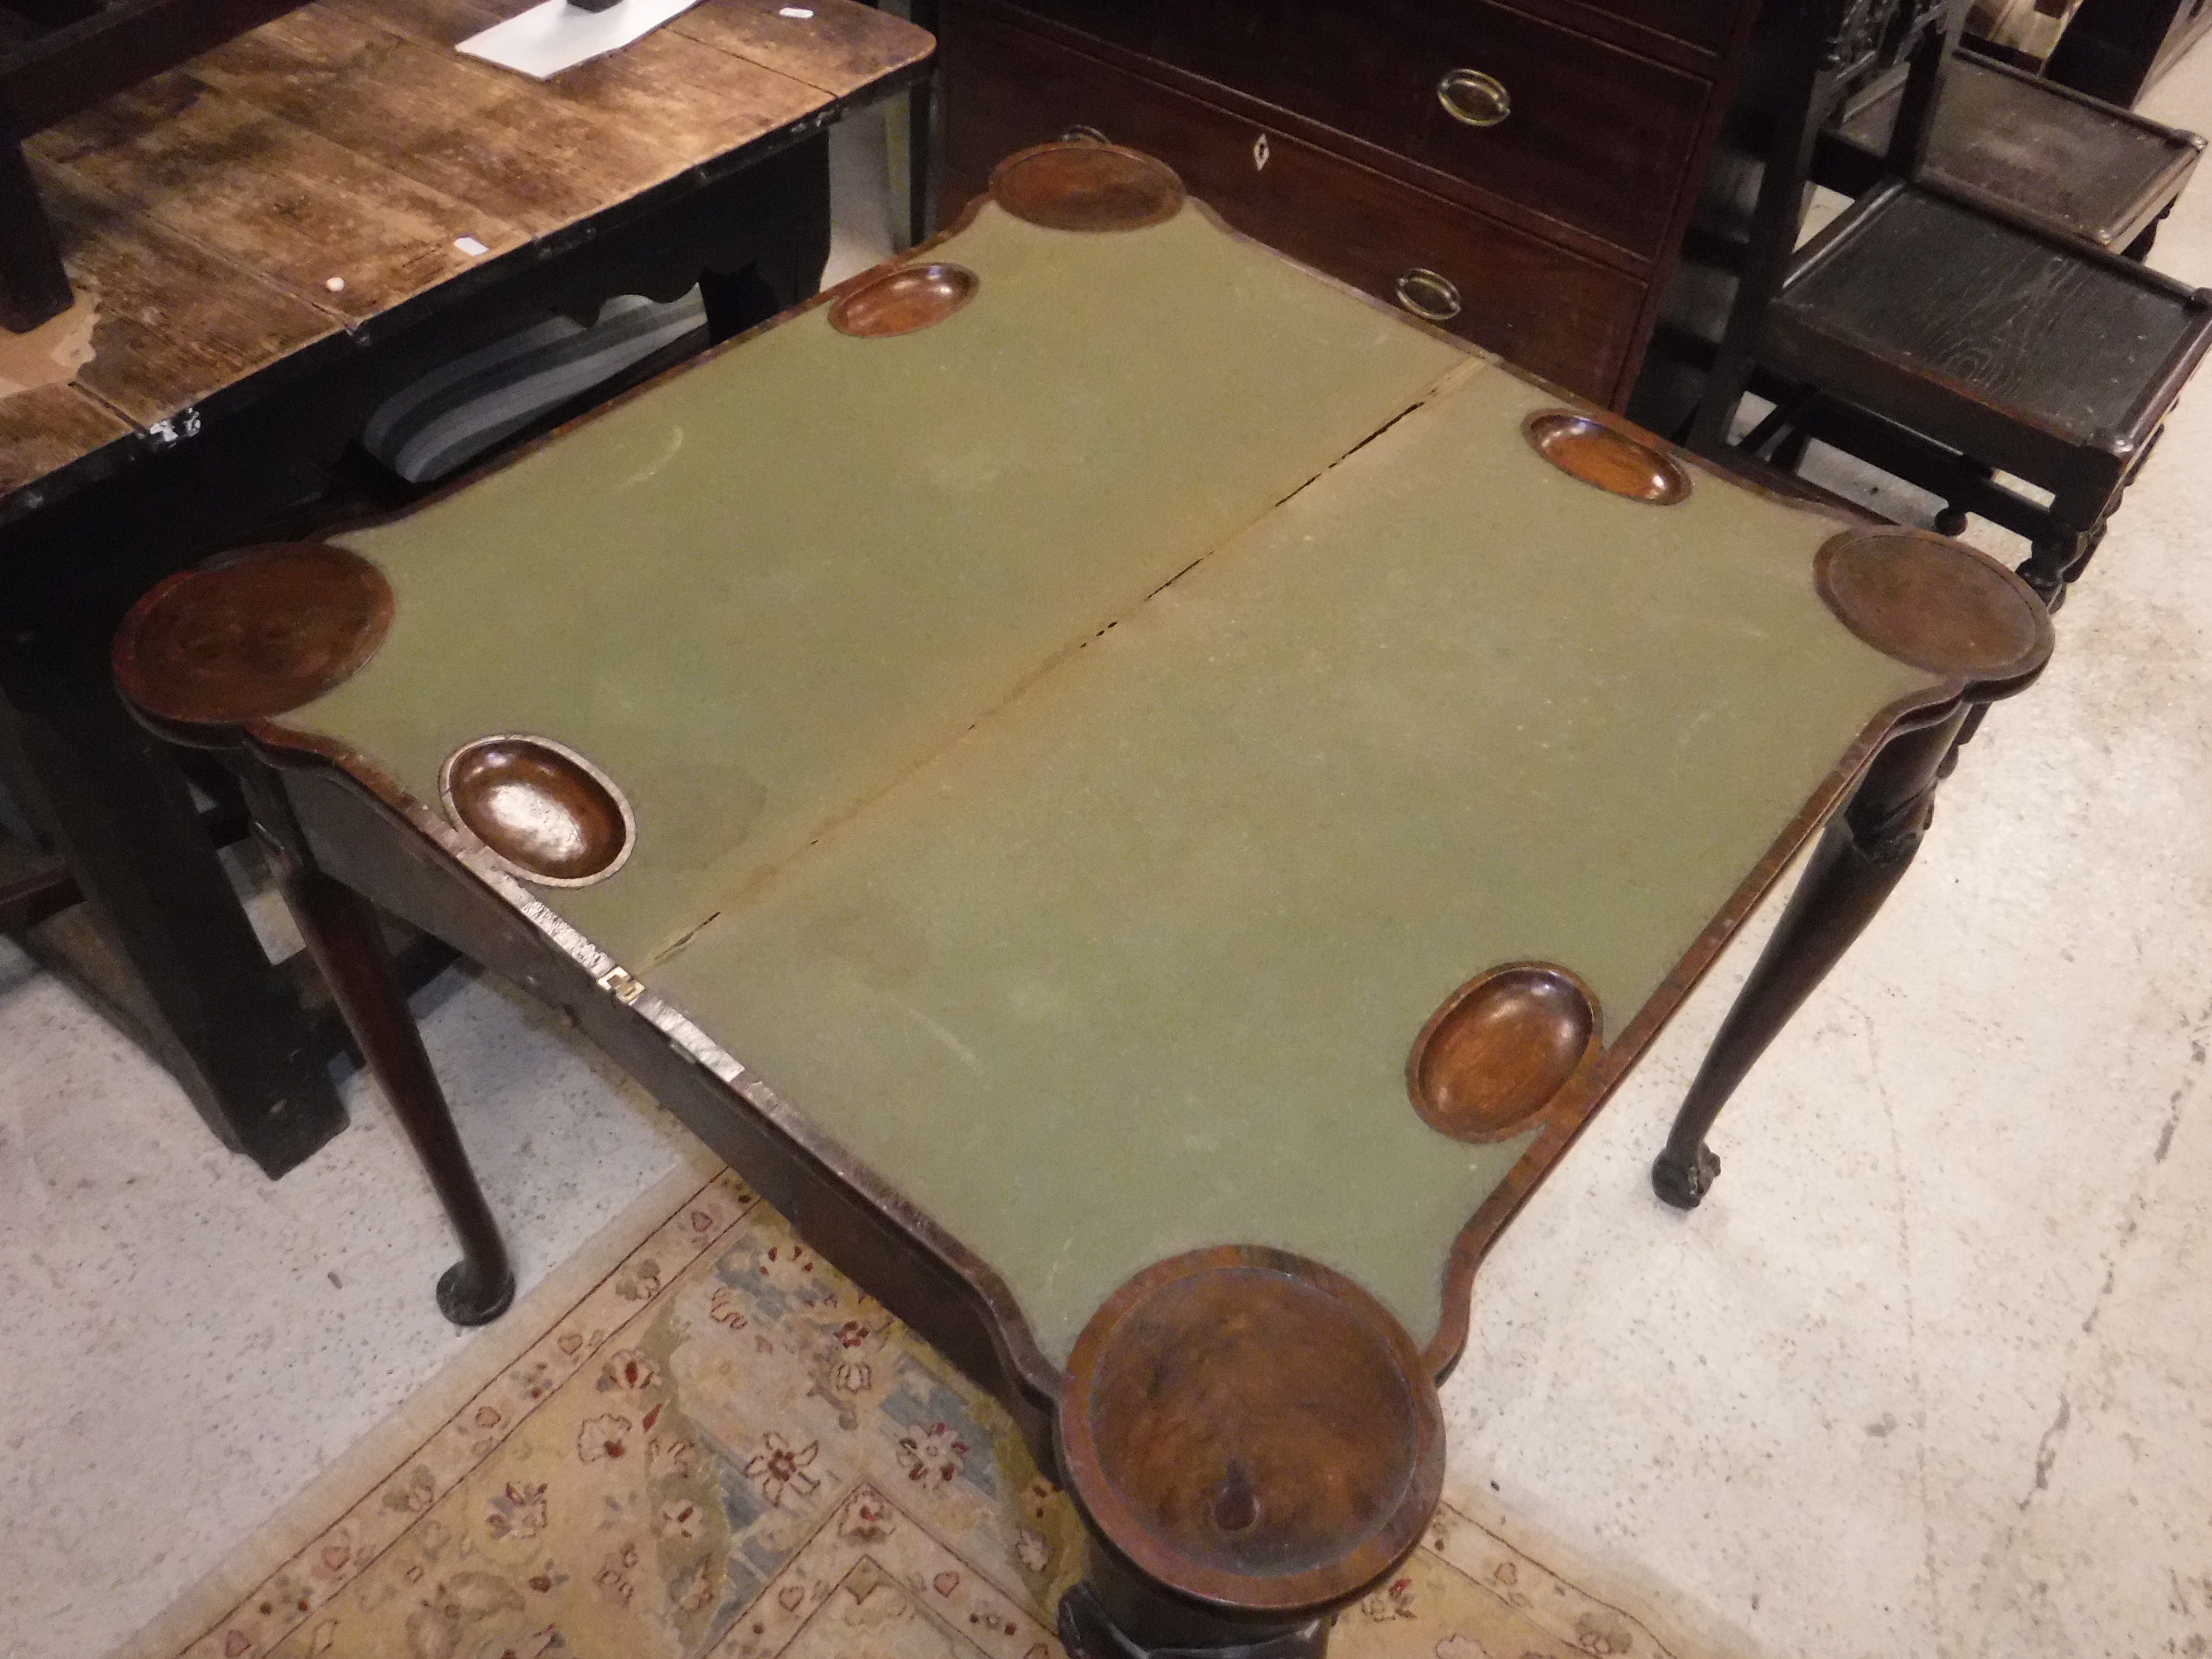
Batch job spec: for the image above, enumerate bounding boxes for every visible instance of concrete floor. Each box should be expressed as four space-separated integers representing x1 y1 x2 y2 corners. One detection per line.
5 64 2212 1659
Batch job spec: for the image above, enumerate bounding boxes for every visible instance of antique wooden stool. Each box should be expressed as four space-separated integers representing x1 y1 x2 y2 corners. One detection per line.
1824 50 2203 259
1689 0 2212 605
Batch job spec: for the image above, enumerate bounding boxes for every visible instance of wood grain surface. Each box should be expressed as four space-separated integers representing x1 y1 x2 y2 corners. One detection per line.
0 383 129 496
1777 185 2204 440
185 9 694 235
1833 55 2198 249
327 0 825 156
672 0 934 93
32 160 337 425
0 0 931 506
34 71 517 320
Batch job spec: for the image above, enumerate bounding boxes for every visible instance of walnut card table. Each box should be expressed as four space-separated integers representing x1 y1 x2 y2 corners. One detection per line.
114 145 2051 1659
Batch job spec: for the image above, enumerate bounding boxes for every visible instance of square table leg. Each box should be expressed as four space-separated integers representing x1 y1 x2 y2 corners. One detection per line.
907 0 946 243
0 128 72 334
0 675 349 1172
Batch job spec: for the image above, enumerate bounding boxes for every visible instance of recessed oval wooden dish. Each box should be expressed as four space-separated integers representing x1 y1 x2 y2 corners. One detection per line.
114 542 392 726
828 263 980 337
1058 1247 1443 1613
1407 962 1600 1143
989 142 1186 232
440 735 635 887
1523 410 1691 505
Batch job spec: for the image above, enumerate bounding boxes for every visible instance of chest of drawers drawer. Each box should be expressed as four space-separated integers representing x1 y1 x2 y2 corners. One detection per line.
1003 0 1710 258
1542 0 1737 53
941 5 1647 400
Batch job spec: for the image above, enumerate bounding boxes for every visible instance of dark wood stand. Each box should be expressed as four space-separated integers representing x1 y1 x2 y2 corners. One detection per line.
242 763 515 1322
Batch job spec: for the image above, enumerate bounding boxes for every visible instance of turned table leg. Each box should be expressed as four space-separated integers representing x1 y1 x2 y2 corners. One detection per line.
2019 524 2099 610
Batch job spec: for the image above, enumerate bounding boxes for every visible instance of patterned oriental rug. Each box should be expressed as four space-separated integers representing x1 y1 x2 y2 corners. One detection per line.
121 1166 1718 1659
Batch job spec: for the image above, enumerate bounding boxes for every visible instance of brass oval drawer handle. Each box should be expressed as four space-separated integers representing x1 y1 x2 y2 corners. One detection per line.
1394 268 1463 323
1437 68 1511 128
1059 123 1111 145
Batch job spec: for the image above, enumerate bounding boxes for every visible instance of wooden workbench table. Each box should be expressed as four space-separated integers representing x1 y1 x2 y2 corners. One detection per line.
0 0 930 1175
1 0 929 507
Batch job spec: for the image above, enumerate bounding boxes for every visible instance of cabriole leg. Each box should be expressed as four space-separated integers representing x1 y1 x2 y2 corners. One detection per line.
242 749 514 1325
110 544 512 1322
1654 527 2053 1208
278 849 516 1323
1652 705 1966 1210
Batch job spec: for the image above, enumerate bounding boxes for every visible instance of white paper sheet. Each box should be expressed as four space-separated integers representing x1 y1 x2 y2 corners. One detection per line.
457 0 706 79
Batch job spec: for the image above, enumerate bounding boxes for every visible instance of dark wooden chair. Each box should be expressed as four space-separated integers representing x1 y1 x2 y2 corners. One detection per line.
1688 0 2212 604
1821 49 2202 260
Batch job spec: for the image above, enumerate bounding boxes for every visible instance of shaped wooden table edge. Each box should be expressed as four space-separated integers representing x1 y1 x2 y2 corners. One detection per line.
110 146 2055 1658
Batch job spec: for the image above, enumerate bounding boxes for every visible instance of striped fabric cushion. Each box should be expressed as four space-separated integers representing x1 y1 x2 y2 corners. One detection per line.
362 290 709 484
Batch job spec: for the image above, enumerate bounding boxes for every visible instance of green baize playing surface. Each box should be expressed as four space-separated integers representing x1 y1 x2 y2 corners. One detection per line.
290 202 1938 1365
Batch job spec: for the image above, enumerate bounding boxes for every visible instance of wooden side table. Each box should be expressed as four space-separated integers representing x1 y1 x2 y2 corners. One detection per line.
0 0 931 1174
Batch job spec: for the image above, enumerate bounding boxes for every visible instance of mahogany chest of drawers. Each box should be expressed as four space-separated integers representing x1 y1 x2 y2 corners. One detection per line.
933 0 1763 407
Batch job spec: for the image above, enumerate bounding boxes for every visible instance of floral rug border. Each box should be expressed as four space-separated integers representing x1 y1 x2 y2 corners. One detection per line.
135 1162 1732 1659
170 1167 755 1659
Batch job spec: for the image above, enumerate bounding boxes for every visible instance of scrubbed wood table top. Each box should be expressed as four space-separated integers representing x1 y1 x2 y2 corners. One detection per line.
0 0 931 505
